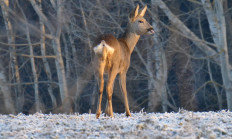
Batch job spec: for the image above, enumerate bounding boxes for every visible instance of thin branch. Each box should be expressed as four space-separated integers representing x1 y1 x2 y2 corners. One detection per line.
0 41 41 47
6 81 58 86
18 54 56 58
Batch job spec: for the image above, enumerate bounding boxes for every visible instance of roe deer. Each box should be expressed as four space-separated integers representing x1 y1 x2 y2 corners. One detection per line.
93 5 154 118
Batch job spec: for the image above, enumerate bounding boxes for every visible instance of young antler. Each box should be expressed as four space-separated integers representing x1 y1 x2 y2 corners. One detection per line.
93 5 154 118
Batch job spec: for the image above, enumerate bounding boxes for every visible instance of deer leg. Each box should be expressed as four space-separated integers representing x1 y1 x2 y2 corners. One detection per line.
104 100 109 116
105 69 117 117
105 81 115 116
96 62 105 119
120 72 131 117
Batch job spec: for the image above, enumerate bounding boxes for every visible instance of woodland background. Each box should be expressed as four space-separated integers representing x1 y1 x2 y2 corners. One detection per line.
0 0 231 115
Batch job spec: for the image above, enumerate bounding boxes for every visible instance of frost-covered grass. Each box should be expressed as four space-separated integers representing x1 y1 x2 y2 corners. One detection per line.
0 110 232 139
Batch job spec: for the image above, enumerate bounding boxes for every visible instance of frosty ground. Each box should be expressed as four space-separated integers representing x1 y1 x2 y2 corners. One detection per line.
0 110 231 139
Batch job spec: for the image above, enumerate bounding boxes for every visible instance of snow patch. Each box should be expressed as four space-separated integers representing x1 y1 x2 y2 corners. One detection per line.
0 111 231 138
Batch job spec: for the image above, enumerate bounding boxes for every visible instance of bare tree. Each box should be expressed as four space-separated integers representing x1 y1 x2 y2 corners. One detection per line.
201 0 232 110
29 0 69 110
153 0 232 110
0 59 15 114
145 2 169 112
38 0 56 108
16 1 40 112
1 0 21 112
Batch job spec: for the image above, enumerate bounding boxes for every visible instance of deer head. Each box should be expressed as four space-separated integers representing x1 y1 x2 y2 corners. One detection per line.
128 5 155 35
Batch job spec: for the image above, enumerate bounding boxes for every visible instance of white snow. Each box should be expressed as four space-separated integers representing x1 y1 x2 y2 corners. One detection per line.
0 110 232 138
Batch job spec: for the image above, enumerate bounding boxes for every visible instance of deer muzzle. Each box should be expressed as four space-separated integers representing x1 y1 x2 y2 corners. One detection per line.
147 27 155 34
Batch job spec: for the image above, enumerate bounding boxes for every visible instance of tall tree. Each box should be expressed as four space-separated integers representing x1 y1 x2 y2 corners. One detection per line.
16 1 40 112
153 0 232 110
29 0 70 110
201 0 232 110
38 0 56 108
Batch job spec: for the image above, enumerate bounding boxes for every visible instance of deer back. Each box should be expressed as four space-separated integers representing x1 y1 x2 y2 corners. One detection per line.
93 34 128 72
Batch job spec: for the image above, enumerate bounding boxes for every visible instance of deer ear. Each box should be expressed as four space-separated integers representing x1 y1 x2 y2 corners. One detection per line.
129 4 139 22
138 5 147 17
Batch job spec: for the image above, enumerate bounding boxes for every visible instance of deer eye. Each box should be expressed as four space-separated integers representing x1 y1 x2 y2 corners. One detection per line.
138 20 144 23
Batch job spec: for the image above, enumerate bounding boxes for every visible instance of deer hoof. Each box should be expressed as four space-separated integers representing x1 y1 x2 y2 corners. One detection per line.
126 112 131 117
96 113 101 119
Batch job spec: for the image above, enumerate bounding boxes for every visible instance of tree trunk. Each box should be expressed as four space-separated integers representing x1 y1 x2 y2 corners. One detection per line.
62 34 71 80
38 0 56 108
201 0 232 111
224 0 232 63
68 30 78 77
17 1 40 112
0 60 15 114
146 2 168 112
153 0 232 111
53 0 69 108
52 38 69 103
153 0 219 64
1 0 21 112
29 0 69 110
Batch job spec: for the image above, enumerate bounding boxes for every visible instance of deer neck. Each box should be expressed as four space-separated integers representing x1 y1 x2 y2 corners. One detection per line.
122 28 140 54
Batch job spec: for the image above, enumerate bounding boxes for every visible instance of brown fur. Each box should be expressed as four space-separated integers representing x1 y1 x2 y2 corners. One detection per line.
94 5 154 118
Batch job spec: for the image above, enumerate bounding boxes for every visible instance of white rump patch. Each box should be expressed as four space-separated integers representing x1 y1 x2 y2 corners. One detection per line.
94 40 114 55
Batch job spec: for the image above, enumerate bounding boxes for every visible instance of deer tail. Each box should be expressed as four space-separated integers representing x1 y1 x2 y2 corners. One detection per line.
93 40 114 61
102 44 107 60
